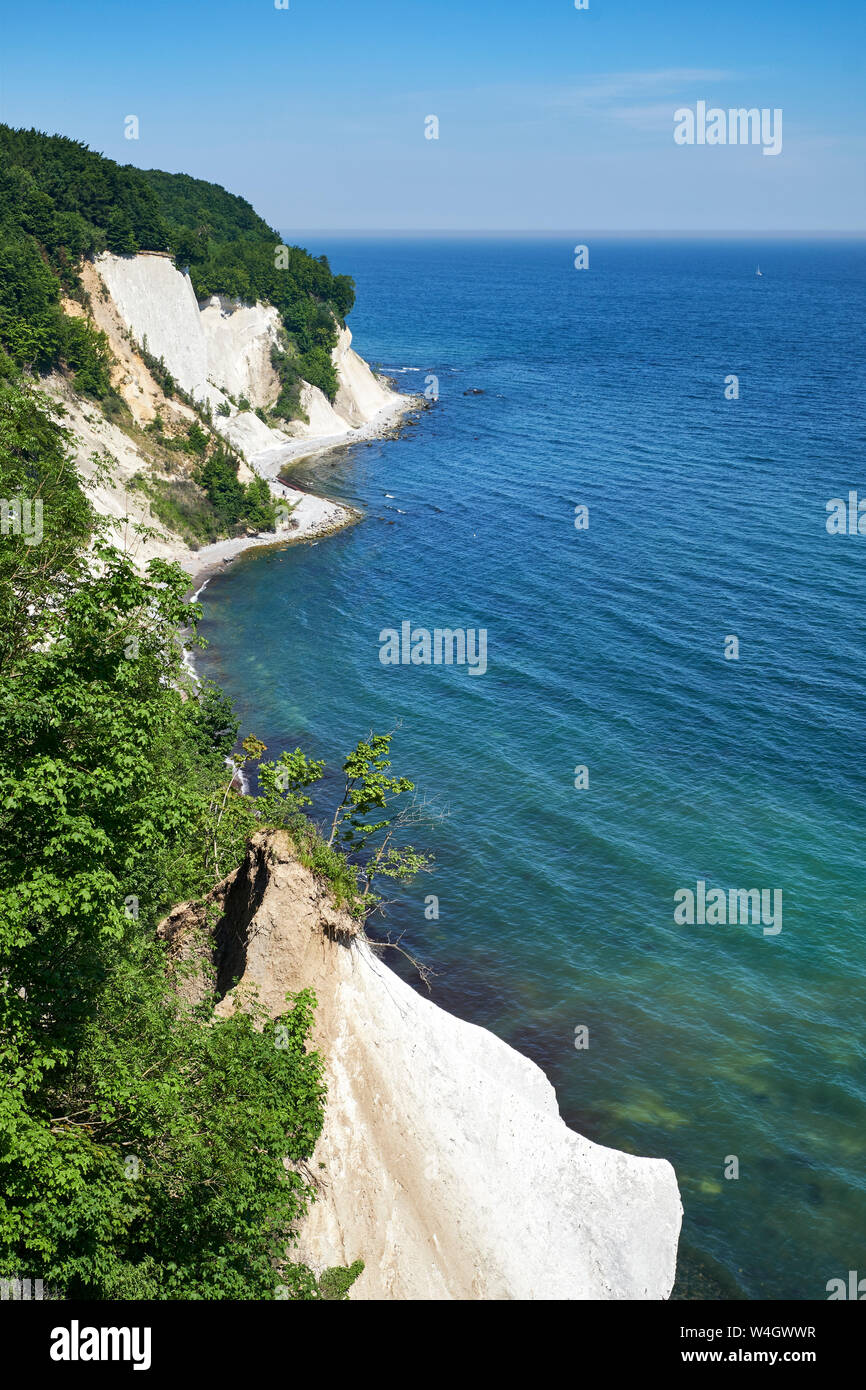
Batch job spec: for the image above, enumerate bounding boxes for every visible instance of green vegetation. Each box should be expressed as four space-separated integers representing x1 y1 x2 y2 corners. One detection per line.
131 473 218 548
0 227 113 397
0 125 354 412
195 448 276 532
133 423 278 548
318 1259 365 1301
257 734 434 919
0 373 430 1299
0 376 318 1297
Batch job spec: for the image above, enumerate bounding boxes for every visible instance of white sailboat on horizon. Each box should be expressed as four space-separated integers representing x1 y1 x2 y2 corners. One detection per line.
756 264 763 277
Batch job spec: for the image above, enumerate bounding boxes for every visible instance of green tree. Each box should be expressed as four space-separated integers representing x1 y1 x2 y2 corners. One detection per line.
186 421 209 457
258 733 434 918
0 382 328 1298
105 207 138 255
0 376 94 671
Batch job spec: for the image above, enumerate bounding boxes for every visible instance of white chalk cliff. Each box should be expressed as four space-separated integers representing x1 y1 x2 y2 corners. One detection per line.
160 832 683 1300
93 251 403 464
62 260 683 1294
49 252 411 570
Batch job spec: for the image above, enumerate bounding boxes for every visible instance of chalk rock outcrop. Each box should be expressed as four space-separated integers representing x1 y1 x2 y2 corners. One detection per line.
93 253 404 455
332 325 394 426
96 252 212 402
159 832 683 1300
199 295 281 408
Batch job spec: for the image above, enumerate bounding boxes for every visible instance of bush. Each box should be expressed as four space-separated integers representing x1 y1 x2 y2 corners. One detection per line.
186 421 209 457
318 1260 365 1300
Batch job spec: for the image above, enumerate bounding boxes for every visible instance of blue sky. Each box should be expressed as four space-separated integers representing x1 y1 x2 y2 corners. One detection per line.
0 0 863 231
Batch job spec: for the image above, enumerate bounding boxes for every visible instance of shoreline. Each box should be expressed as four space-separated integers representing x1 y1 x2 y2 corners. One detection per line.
165 353 685 1300
180 389 419 592
180 492 362 595
253 386 417 483
181 386 420 845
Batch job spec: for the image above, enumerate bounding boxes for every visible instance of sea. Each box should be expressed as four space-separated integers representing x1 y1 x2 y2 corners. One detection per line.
193 235 866 1300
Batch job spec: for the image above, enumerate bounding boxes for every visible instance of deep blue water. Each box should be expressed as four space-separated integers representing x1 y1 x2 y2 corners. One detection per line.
195 237 866 1300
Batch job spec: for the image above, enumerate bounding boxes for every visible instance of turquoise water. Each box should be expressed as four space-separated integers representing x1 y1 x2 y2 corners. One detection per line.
195 238 866 1300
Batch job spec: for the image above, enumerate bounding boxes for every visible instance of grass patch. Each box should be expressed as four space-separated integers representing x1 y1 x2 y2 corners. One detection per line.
132 473 233 547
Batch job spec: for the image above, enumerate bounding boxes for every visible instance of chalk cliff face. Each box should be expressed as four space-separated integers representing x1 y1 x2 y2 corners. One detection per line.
200 295 281 408
96 251 215 403
46 253 414 570
95 251 281 411
160 832 683 1301
93 252 403 452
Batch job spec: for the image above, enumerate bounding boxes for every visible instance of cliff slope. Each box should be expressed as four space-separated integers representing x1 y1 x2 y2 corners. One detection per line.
45 252 412 571
160 832 683 1301
94 251 403 456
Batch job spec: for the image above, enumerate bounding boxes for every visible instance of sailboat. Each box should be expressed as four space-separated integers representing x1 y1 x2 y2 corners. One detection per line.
756 264 763 277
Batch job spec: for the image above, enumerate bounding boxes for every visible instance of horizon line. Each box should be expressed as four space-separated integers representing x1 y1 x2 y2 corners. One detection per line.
278 228 866 239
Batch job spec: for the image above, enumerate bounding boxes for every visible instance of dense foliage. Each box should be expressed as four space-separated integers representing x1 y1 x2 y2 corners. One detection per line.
0 193 113 397
0 125 355 407
0 376 327 1298
0 374 426 1299
195 446 276 532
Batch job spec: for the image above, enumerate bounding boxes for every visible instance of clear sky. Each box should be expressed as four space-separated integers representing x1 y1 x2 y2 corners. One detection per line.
0 0 863 231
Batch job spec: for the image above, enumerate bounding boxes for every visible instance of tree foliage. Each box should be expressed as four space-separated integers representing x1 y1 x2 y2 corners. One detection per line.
0 375 428 1300
0 378 324 1298
260 733 434 918
0 125 355 408
195 445 276 532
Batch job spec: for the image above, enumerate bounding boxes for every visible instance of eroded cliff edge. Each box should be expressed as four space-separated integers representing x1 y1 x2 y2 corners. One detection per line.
49 250 413 572
160 831 683 1300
